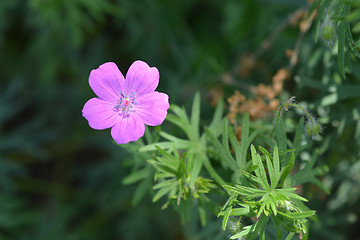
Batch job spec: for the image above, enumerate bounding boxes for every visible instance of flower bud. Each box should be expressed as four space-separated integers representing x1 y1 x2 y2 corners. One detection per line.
322 25 335 42
305 120 322 139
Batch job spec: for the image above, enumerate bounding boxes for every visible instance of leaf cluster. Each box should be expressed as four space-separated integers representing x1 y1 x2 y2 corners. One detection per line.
219 145 315 240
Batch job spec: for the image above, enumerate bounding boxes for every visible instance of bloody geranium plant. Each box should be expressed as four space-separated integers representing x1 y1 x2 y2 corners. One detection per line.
82 60 170 144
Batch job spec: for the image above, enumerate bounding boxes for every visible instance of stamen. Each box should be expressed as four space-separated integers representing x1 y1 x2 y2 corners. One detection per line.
113 92 137 118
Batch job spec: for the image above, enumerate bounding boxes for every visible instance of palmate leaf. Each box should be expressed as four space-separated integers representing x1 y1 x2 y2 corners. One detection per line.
291 150 330 193
205 126 237 171
220 144 315 239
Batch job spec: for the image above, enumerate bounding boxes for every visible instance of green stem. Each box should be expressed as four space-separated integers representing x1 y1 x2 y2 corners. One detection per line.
270 103 313 138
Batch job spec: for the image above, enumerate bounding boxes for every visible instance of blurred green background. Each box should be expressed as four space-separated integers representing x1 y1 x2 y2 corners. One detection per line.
1 0 360 239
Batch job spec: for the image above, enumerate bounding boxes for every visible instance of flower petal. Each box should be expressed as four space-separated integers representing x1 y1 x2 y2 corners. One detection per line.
125 60 159 96
89 62 125 102
82 98 118 130
110 114 145 144
135 91 170 126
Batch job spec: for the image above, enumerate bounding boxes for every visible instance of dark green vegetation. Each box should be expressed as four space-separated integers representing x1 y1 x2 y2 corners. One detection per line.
1 0 360 239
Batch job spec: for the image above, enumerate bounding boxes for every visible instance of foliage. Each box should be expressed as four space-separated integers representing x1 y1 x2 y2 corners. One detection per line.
1 0 360 239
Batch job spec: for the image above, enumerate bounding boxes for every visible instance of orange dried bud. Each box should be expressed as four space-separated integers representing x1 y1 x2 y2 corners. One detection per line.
238 53 256 77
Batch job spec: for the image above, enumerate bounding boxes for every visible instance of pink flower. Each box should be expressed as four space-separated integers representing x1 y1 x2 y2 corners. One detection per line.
82 60 170 144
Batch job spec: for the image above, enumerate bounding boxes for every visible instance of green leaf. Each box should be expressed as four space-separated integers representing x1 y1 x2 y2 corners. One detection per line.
292 117 306 157
240 128 262 169
280 152 295 184
291 150 330 193
285 232 295 240
189 153 203 188
241 171 265 188
258 146 272 161
205 127 237 171
266 155 276 188
230 225 252 239
222 119 231 157
338 20 346 78
337 85 360 99
278 210 316 219
231 205 250 216
222 206 232 230
345 21 360 59
122 167 151 185
160 132 190 145
202 155 226 185
190 92 201 140
152 183 175 202
308 0 321 19
153 179 176 190
273 145 280 177
251 145 270 190
208 98 224 135
224 184 263 196
275 118 287 151
198 206 207 226
272 216 283 240
228 126 242 165
139 141 190 152
170 105 190 124
239 113 250 168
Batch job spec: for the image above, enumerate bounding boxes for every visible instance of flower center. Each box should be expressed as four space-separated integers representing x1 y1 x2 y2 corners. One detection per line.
114 92 137 118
